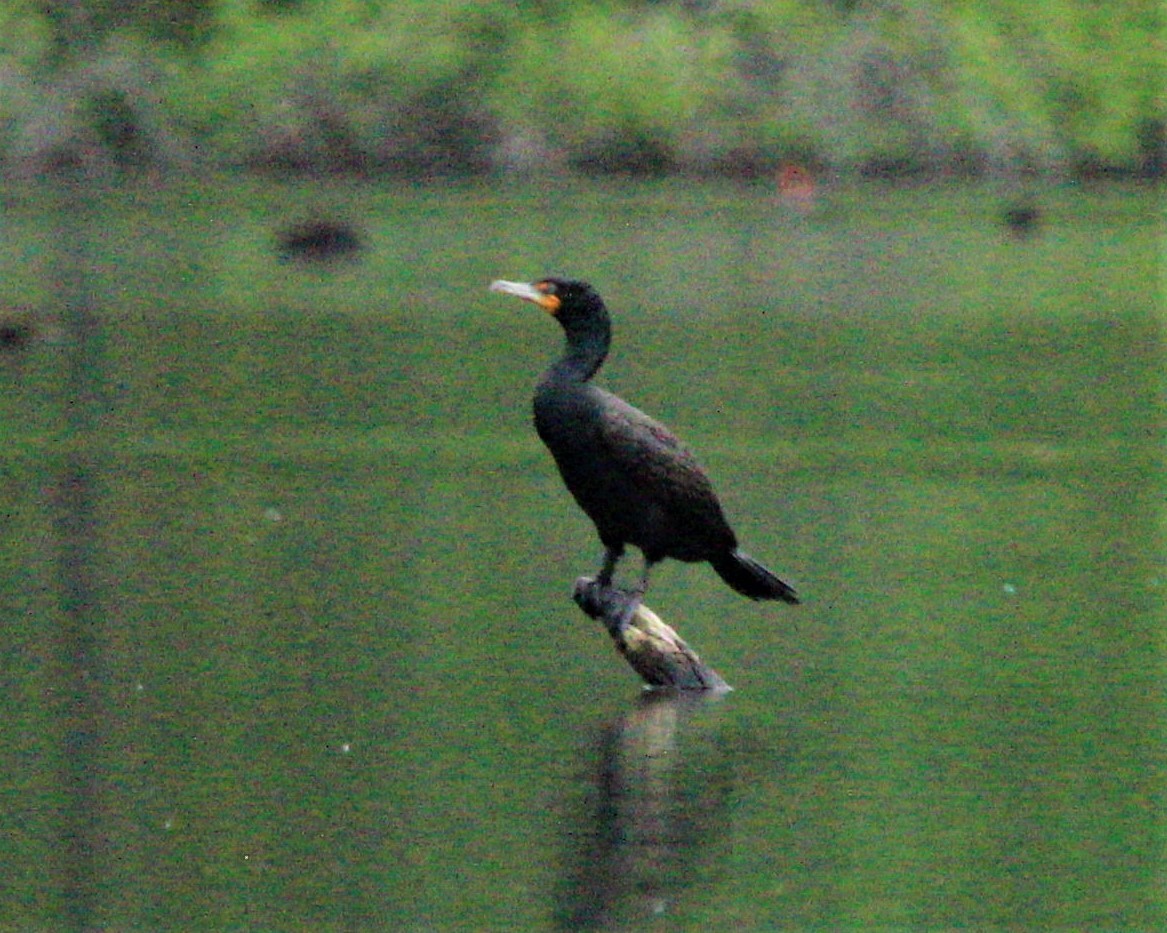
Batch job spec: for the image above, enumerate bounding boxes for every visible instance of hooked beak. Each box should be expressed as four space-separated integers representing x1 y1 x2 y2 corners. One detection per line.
489 279 560 314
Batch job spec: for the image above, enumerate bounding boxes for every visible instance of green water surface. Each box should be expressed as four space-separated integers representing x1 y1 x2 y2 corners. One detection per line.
0 178 1161 929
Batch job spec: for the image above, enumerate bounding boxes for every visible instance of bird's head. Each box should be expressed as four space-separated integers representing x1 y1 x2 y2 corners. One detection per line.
489 277 606 325
491 277 612 372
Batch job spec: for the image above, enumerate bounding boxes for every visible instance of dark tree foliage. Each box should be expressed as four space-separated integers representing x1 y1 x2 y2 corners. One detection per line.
39 0 214 55
6 0 1163 178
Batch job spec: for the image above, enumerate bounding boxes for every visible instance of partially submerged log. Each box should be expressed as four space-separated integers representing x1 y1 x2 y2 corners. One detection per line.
276 218 363 262
572 577 731 693
0 315 35 350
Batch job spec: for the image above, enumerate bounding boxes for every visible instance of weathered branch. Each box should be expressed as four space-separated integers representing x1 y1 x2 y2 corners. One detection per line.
572 577 731 693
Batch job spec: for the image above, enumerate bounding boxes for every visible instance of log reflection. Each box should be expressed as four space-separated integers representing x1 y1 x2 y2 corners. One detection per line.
50 176 106 931
557 689 734 930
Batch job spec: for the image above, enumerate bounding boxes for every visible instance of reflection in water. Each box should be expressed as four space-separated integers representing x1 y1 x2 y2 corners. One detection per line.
557 690 734 930
52 454 104 930
51 178 105 931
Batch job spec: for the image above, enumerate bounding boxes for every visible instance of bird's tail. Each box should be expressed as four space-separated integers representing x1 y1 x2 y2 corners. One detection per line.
711 549 800 603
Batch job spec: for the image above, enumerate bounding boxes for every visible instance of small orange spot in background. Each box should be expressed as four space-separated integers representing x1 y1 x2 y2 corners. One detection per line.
777 163 816 214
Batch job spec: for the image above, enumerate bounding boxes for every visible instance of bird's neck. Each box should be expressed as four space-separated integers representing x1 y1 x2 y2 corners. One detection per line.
548 319 610 385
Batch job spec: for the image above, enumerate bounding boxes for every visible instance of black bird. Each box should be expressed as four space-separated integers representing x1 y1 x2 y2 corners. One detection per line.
490 277 799 612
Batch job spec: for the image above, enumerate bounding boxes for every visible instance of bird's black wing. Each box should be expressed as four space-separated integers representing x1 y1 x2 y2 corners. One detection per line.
592 389 727 522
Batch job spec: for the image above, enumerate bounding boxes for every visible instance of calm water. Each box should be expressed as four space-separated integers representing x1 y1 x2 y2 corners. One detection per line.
0 177 1162 929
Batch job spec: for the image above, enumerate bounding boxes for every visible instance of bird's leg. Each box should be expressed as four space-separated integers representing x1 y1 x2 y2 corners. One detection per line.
613 557 655 633
634 557 655 600
596 544 623 589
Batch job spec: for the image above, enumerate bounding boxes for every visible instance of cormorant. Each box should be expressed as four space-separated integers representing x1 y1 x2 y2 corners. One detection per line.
490 277 799 612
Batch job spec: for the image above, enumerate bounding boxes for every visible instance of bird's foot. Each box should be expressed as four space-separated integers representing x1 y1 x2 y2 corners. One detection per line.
572 576 643 636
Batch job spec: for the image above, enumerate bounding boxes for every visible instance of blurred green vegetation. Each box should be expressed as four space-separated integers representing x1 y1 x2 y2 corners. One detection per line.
0 0 1161 178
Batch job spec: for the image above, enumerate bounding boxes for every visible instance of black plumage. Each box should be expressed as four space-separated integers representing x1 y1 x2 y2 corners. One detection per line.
490 276 798 607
